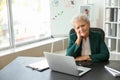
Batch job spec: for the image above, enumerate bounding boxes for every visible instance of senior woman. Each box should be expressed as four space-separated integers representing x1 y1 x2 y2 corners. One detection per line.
66 14 109 62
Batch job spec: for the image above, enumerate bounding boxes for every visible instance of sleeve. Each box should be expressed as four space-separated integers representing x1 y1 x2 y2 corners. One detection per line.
89 33 110 62
66 34 82 58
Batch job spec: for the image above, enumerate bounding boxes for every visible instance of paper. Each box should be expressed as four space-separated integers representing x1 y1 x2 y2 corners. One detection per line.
105 66 120 77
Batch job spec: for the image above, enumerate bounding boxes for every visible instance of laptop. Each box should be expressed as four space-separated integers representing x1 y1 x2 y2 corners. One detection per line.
44 52 91 76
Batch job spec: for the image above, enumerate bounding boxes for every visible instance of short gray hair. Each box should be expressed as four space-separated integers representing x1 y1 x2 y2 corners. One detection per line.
71 13 90 26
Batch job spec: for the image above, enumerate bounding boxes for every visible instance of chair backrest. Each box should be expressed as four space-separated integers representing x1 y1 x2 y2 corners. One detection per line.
69 28 105 40
90 28 105 40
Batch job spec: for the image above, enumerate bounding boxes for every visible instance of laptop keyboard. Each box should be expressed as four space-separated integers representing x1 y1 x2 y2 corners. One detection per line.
78 70 83 73
76 60 92 67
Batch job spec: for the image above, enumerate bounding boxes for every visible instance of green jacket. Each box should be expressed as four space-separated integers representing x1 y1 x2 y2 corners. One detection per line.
66 30 110 62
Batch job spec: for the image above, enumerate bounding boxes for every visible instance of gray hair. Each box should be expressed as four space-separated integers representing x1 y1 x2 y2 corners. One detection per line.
71 13 90 26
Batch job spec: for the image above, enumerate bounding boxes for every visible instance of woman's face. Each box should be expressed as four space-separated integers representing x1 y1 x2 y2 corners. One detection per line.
74 19 90 38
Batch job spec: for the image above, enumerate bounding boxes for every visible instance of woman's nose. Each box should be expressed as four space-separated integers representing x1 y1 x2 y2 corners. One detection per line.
79 27 83 31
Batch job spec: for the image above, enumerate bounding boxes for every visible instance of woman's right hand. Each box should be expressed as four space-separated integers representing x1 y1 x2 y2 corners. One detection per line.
75 29 82 46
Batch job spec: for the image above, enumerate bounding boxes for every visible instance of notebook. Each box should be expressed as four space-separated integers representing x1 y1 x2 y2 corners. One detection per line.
44 52 91 76
26 59 49 72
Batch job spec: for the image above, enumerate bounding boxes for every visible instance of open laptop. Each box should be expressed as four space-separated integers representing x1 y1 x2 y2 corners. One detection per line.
44 52 91 76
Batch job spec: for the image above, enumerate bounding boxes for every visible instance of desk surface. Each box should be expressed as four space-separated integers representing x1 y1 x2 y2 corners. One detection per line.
0 57 120 80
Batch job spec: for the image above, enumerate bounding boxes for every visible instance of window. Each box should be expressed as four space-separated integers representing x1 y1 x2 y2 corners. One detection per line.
0 0 10 49
0 0 51 50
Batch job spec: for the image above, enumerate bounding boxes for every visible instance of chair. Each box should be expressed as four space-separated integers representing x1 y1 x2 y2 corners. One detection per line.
69 28 105 40
90 28 105 40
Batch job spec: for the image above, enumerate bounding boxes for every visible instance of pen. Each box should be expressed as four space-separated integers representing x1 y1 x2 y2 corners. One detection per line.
38 67 49 72
26 66 49 72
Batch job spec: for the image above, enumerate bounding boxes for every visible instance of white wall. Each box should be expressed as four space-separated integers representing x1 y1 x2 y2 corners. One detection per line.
93 0 105 28
50 0 105 36
50 0 81 37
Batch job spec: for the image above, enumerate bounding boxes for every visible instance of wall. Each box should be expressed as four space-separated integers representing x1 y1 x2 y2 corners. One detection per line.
93 0 105 28
50 0 105 36
50 0 79 36
0 38 68 70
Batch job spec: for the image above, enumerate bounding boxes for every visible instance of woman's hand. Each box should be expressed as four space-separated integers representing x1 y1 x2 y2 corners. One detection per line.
75 29 82 46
